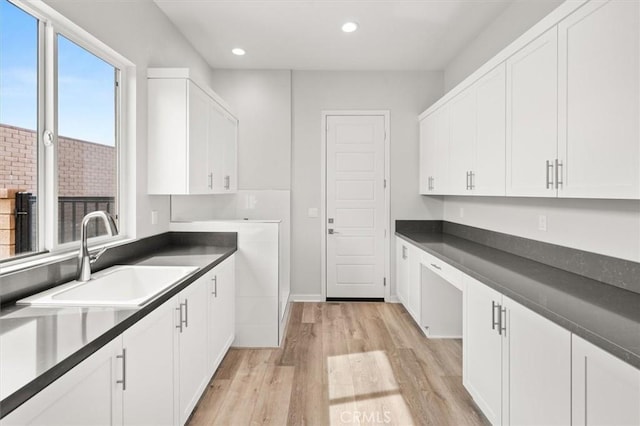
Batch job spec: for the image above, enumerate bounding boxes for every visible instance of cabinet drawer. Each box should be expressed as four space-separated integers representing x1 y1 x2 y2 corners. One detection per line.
420 251 462 291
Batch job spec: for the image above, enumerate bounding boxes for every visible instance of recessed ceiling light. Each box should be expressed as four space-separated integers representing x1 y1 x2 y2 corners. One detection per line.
232 48 246 56
342 22 359 33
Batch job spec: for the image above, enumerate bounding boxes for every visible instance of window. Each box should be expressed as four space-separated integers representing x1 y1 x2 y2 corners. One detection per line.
0 0 130 263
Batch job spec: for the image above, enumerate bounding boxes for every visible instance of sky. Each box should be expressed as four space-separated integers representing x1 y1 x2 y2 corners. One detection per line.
0 0 115 146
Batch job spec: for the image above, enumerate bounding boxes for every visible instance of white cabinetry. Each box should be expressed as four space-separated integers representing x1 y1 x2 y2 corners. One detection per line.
122 299 175 426
463 275 571 425
207 255 236 372
395 241 409 306
1 339 122 426
419 106 449 194
148 68 238 195
558 0 640 199
449 88 477 195
175 274 209 425
506 28 559 197
571 335 640 426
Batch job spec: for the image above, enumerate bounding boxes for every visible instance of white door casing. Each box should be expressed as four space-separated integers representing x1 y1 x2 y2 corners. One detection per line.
324 113 388 299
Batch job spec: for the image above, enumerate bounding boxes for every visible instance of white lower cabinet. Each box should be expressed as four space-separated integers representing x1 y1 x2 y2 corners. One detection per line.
463 275 571 425
571 335 640 426
1 339 123 426
122 298 176 426
395 241 409 307
176 270 214 426
406 244 422 325
207 255 235 373
2 255 236 426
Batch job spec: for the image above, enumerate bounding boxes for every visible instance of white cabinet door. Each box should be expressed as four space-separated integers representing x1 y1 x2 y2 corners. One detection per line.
506 28 559 197
448 89 476 195
558 0 640 199
222 114 238 193
406 244 421 325
503 296 571 426
419 112 437 195
572 335 640 426
176 276 209 425
209 101 228 193
475 63 506 196
395 239 409 307
208 255 236 374
462 275 503 426
1 339 123 426
187 81 212 195
121 298 175 426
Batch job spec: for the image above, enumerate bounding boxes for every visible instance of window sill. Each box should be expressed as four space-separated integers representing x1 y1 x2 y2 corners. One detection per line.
0 236 135 276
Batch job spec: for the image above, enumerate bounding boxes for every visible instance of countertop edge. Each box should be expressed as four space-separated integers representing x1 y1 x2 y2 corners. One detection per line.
395 232 640 370
0 247 237 419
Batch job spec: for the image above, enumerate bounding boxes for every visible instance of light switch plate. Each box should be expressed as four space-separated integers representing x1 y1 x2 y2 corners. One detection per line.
151 210 158 225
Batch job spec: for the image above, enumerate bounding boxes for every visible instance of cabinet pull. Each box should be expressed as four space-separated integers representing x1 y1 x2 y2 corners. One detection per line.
491 301 500 331
176 305 183 332
555 159 563 189
430 263 441 270
500 306 507 337
431 176 435 190
116 348 127 391
402 246 407 260
466 171 470 190
183 299 189 328
208 173 213 189
212 275 218 297
469 171 475 190
224 175 230 190
546 160 554 189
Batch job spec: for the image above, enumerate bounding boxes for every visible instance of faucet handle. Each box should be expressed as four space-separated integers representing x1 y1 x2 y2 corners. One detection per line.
90 247 108 264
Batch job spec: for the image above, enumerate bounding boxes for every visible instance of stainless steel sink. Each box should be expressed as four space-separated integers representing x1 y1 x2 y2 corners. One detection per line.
18 265 198 308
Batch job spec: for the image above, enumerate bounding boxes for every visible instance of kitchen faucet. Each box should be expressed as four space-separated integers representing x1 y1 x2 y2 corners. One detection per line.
77 211 119 282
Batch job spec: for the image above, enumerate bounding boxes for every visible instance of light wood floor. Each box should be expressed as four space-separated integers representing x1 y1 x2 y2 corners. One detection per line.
188 302 488 426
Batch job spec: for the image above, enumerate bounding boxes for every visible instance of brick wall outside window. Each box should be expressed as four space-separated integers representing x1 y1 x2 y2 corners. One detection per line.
0 124 116 196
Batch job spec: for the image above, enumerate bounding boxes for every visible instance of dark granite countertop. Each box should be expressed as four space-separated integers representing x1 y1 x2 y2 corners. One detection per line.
0 234 236 418
395 229 640 370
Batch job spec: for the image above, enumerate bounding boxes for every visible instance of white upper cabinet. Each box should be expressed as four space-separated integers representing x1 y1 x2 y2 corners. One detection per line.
419 105 449 194
558 0 640 199
148 68 238 195
506 27 559 197
449 88 477 195
474 63 506 196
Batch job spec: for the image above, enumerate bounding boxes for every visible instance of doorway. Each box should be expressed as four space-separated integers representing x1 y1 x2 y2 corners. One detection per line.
322 112 390 300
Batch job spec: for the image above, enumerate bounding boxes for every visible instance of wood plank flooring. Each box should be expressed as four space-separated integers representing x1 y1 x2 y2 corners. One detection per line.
188 302 488 426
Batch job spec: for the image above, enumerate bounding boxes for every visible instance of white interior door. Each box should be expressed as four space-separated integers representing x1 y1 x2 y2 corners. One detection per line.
326 114 386 299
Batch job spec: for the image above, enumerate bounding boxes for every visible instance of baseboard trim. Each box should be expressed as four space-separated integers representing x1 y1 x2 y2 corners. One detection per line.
289 294 324 302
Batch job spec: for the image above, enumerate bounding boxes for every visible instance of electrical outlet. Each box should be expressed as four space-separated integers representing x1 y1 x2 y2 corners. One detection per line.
538 214 547 231
459 207 464 218
151 210 158 225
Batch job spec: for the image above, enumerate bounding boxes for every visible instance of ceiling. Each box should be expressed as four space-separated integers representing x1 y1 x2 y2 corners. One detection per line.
154 0 513 71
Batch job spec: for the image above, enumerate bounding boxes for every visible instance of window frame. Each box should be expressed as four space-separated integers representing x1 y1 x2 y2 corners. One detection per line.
1 0 135 272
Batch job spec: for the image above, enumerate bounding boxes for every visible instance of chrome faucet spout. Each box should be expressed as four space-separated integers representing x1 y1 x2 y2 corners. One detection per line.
77 211 118 282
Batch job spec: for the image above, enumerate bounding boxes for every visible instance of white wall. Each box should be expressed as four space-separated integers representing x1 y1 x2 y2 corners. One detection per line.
444 0 564 91
43 0 215 239
209 70 292 190
291 71 444 298
444 197 640 262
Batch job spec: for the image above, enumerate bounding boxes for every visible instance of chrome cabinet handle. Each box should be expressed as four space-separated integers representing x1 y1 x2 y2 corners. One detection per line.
430 263 441 270
183 299 188 328
431 176 435 190
491 301 499 331
116 348 127 390
208 173 213 189
402 246 407 259
500 306 507 337
555 159 563 189
546 160 554 189
224 175 230 190
469 171 475 190
466 171 470 190
212 275 218 297
176 305 183 332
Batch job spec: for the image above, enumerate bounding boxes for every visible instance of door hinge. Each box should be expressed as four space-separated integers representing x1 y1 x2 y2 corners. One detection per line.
383 277 386 287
